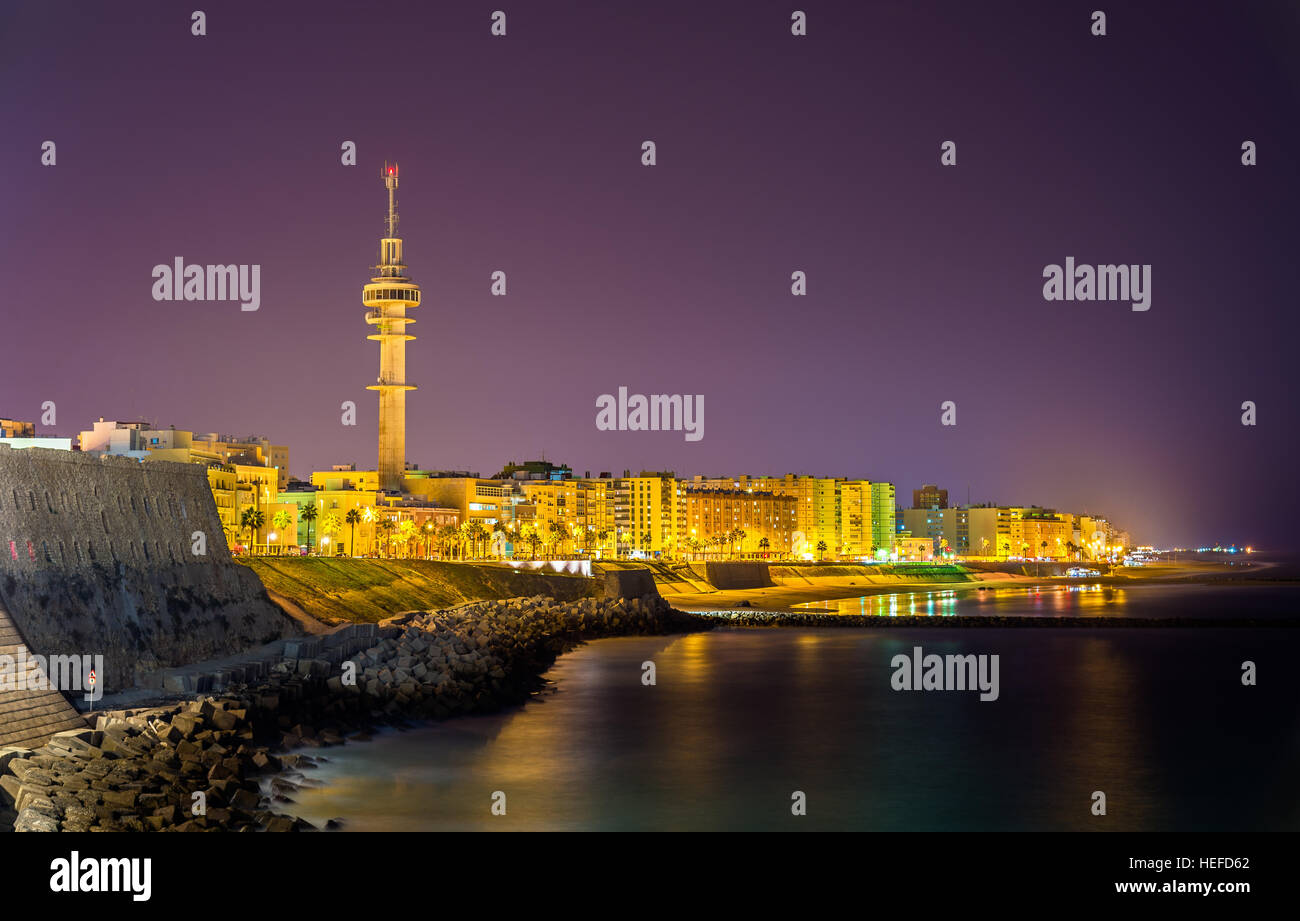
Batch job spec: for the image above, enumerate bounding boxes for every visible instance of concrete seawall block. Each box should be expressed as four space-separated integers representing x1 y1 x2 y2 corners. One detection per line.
603 569 661 600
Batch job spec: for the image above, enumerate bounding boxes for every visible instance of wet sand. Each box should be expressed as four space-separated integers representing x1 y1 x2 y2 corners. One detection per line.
666 562 1261 612
667 573 1026 611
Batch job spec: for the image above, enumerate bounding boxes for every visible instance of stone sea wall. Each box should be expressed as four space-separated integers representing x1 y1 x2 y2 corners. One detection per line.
0 446 293 694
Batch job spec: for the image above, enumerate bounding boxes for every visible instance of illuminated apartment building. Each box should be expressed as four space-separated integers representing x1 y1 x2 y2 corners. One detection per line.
201 462 281 548
838 480 874 557
1075 515 1127 558
748 475 839 556
686 473 847 558
1018 510 1072 558
416 478 523 532
190 433 290 490
870 482 896 554
79 419 290 493
0 418 35 438
835 480 896 558
913 484 948 509
678 487 796 557
902 507 946 552
614 472 678 556
521 478 613 555
965 506 1022 558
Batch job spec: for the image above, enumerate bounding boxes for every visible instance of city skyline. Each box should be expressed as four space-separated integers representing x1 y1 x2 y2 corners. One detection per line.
3 1 1297 548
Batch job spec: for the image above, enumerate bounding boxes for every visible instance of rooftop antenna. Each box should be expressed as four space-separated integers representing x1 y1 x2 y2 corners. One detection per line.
383 161 399 239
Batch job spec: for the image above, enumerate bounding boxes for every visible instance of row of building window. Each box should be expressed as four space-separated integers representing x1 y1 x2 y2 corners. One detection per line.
365 288 420 303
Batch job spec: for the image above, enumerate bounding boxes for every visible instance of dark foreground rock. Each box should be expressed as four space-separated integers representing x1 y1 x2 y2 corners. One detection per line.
0 594 709 832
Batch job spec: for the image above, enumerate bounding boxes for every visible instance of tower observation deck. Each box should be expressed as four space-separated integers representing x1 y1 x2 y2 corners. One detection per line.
364 162 419 493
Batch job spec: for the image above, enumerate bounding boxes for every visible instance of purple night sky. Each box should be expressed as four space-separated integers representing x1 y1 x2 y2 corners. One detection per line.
2 1 1297 547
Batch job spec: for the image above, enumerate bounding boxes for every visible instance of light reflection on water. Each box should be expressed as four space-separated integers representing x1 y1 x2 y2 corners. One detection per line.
764 581 1298 618
785 585 1126 616
280 586 1300 831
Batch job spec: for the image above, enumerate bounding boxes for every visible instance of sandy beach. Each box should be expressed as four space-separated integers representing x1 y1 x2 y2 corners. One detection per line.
665 561 1272 612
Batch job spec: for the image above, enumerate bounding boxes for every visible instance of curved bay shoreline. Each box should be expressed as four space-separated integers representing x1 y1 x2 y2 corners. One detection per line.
4 591 1296 832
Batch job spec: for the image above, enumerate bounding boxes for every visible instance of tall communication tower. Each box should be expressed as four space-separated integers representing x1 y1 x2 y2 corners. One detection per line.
364 162 419 493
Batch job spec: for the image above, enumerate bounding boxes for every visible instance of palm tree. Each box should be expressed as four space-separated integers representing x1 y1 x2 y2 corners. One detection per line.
240 507 265 556
397 519 417 558
300 504 318 553
322 512 342 555
758 536 770 558
519 524 541 560
437 523 459 559
272 510 292 555
457 521 474 559
237 508 252 555
544 521 565 559
816 539 827 561
345 508 362 556
378 517 397 558
597 528 611 558
468 521 489 559
733 528 746 559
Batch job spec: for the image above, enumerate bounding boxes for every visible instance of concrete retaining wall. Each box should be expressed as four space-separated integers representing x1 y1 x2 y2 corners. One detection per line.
603 568 660 600
0 446 292 697
702 561 774 590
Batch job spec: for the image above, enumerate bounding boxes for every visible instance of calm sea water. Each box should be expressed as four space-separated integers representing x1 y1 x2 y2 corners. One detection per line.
786 581 1300 619
282 584 1300 831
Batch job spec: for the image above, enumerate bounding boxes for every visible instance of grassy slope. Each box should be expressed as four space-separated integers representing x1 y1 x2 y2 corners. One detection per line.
243 558 601 625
